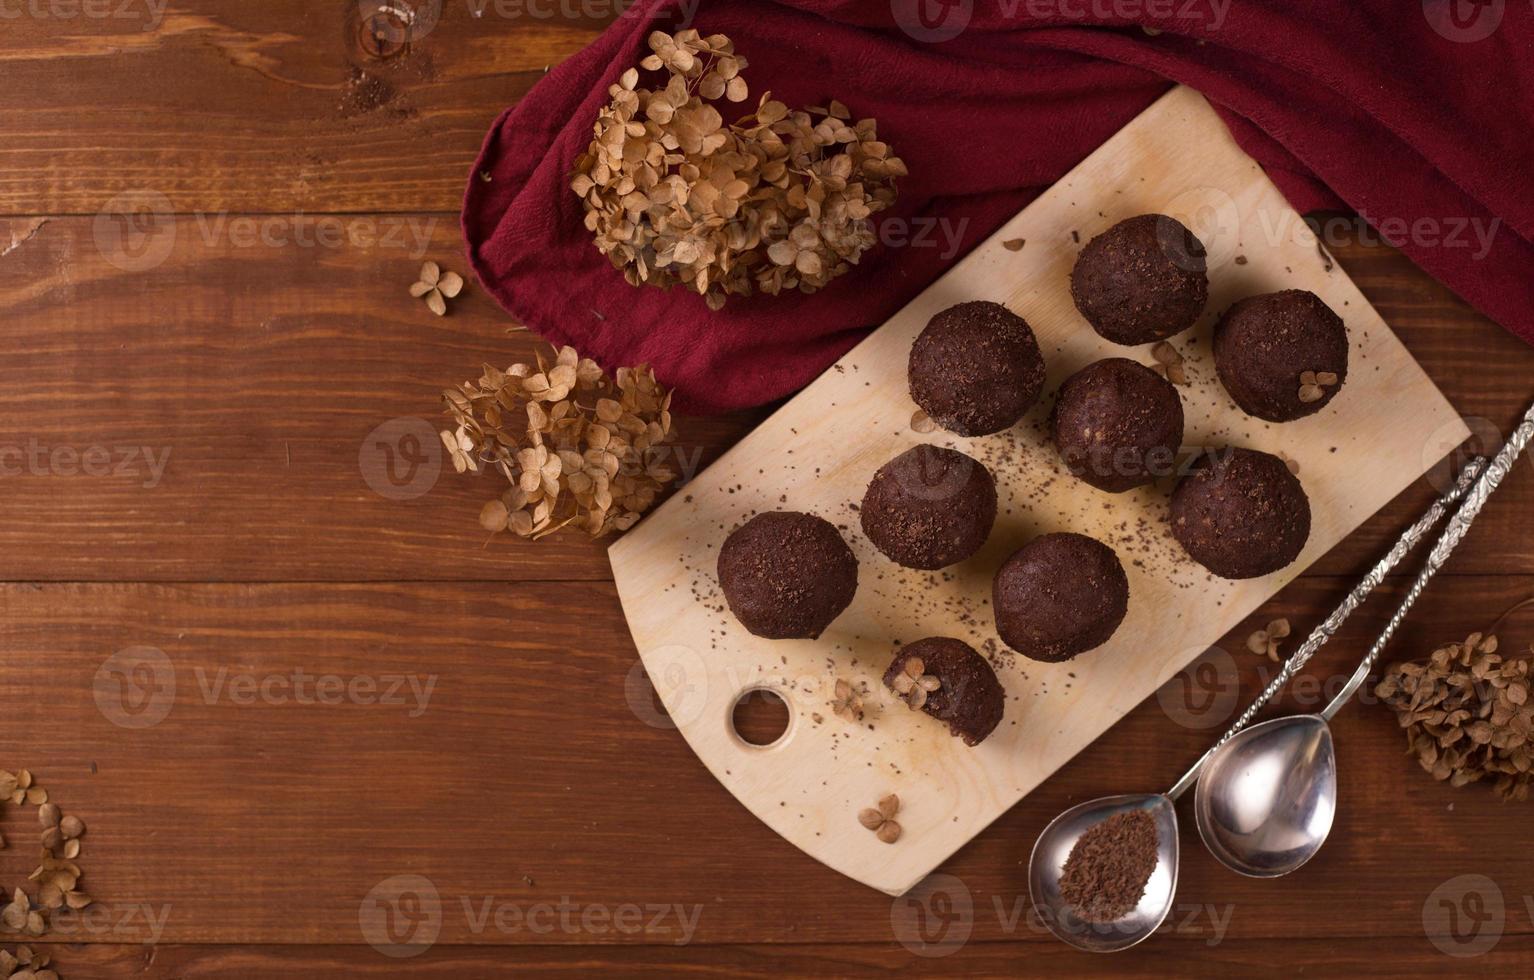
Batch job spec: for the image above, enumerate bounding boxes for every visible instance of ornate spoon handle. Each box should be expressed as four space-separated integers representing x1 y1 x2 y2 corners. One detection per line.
1165 456 1487 800
1320 402 1534 719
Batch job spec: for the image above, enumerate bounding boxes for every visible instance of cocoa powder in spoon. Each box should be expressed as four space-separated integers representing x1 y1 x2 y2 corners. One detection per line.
1058 809 1159 923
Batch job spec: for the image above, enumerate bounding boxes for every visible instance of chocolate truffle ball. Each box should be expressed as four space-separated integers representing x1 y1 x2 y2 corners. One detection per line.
993 532 1130 663
1051 358 1185 493
717 512 858 639
1214 289 1349 422
861 445 997 570
1070 214 1209 345
883 637 1005 746
1170 448 1311 579
909 300 1046 437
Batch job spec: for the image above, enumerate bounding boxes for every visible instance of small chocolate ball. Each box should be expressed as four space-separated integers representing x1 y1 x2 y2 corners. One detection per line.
993 532 1130 663
861 445 997 570
1070 214 1209 345
1051 358 1185 493
717 512 858 639
1214 289 1349 422
883 637 1005 746
909 300 1046 437
1171 448 1311 579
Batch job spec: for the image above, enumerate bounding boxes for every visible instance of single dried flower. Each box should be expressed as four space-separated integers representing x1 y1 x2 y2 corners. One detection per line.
1150 343 1189 386
830 679 864 722
857 793 902 844
1246 618 1292 662
890 657 941 711
410 261 464 317
442 344 678 540
572 30 906 310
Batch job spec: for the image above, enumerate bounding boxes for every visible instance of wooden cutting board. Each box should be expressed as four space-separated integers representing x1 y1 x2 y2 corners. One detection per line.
608 86 1468 896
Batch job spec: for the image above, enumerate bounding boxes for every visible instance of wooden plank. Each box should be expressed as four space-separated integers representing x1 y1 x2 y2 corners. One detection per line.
0 2 600 214
0 213 761 582
4 576 1533 945
610 87 1467 895
17 936 1534 978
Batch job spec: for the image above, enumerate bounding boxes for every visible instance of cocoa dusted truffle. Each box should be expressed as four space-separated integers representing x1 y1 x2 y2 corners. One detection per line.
1051 358 1184 493
1171 448 1311 579
1070 214 1208 345
1214 289 1349 422
908 300 1046 437
883 637 1005 746
993 532 1129 663
861 445 997 570
717 512 858 639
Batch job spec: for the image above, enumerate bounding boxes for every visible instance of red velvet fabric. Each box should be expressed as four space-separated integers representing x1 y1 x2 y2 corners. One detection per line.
463 0 1534 413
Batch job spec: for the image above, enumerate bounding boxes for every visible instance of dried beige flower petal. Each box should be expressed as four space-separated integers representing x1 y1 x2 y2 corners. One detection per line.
413 261 464 317
858 793 903 844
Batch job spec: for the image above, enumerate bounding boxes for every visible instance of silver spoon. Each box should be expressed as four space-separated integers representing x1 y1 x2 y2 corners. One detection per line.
1028 457 1486 952
1197 399 1534 878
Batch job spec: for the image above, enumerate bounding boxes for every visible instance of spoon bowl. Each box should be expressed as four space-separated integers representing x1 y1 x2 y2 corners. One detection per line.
1028 794 1180 953
1195 714 1336 877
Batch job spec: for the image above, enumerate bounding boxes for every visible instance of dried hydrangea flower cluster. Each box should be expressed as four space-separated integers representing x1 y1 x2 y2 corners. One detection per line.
441 345 678 539
0 944 57 979
1375 631 1533 801
0 769 92 947
571 30 907 310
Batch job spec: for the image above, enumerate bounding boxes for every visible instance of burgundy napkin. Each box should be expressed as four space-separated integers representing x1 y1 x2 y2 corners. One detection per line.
463 0 1534 413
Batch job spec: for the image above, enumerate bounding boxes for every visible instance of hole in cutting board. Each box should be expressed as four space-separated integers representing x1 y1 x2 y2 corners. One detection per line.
730 688 791 747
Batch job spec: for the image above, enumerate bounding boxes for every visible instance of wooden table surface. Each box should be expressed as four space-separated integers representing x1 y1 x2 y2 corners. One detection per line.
2 4 1532 977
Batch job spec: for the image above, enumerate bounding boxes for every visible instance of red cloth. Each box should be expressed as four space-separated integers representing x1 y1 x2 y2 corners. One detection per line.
463 0 1534 414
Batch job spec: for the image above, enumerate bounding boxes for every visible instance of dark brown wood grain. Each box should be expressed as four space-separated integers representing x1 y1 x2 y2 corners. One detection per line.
3 576 1534 953
3 4 1533 977
0 2 598 215
17 936 1534 977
